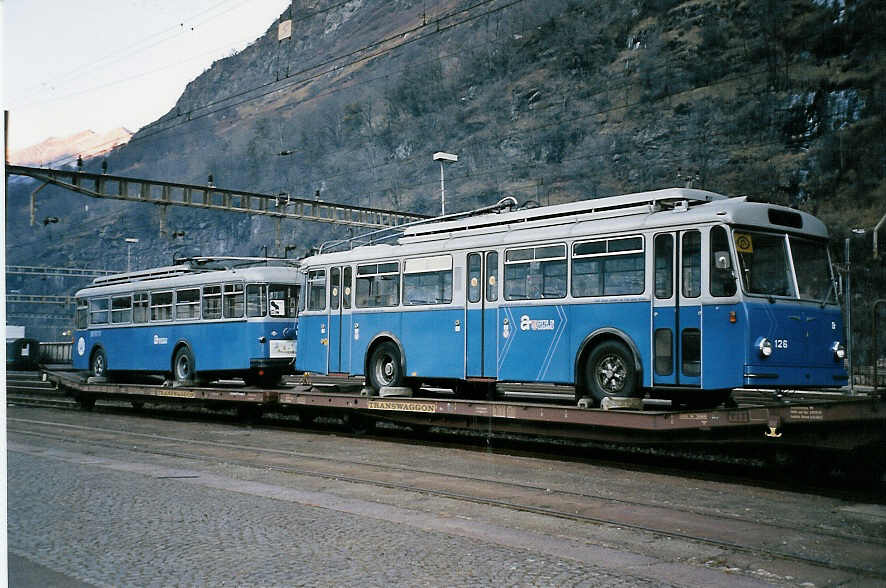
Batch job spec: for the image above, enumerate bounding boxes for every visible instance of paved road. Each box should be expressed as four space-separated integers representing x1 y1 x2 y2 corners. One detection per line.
8 406 884 587
9 448 675 587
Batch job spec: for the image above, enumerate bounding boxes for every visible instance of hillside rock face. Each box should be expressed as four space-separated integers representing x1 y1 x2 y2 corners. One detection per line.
6 0 885 353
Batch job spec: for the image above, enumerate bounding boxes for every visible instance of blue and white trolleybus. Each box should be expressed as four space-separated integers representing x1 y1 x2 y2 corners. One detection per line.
73 258 300 386
295 188 847 407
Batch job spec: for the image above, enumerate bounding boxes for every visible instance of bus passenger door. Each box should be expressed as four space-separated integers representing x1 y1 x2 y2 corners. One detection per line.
465 251 499 378
328 267 352 373
652 231 702 387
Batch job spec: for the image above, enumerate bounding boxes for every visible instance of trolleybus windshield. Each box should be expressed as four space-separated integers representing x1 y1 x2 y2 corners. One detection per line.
734 230 834 302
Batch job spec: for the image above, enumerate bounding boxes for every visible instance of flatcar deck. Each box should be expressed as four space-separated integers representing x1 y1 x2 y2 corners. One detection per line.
39 369 886 454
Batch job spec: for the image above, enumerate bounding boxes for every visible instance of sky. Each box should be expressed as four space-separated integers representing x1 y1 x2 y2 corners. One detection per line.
2 0 291 152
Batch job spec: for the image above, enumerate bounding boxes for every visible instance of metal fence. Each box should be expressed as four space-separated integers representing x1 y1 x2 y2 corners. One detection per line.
38 341 73 364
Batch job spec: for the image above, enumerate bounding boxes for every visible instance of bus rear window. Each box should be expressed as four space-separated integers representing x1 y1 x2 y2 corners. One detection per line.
269 284 299 317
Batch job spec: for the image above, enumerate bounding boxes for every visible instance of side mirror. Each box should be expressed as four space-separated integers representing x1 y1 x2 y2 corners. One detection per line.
714 251 732 270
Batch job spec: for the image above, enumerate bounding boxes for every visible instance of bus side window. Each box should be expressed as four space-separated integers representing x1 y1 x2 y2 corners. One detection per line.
111 295 132 324
404 256 452 305
89 298 110 325
76 299 88 328
151 292 173 321
330 268 341 311
504 245 566 300
572 237 643 298
355 262 399 308
176 288 201 320
654 234 674 299
247 284 267 317
486 252 498 302
308 270 327 311
202 286 222 319
681 231 701 298
342 267 352 309
710 226 737 297
468 253 481 303
133 293 148 323
223 284 245 318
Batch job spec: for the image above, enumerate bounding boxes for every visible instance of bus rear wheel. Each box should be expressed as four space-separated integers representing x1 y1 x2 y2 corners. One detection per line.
585 340 638 403
173 347 195 385
368 341 403 392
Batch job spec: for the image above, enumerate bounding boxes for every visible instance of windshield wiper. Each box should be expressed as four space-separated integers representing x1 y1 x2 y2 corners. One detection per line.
819 280 837 308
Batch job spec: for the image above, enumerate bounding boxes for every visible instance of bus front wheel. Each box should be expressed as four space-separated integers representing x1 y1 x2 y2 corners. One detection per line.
585 341 638 403
173 347 195 385
368 341 403 392
90 349 107 379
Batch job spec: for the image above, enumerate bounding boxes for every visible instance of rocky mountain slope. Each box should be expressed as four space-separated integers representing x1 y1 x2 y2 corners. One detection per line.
6 0 885 357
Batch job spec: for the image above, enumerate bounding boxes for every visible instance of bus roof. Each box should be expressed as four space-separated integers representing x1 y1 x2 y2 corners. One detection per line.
300 189 830 268
75 265 301 298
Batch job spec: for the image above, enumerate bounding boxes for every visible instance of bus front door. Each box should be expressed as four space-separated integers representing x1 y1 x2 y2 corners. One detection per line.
465 251 499 378
327 266 352 374
652 230 702 387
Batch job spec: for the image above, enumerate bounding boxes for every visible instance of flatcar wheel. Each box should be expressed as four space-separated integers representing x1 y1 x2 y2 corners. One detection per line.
77 395 96 411
343 412 375 435
586 341 637 402
173 347 195 385
368 341 403 391
90 349 107 378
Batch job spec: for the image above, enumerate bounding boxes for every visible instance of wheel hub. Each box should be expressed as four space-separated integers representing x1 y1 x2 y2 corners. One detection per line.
597 355 626 393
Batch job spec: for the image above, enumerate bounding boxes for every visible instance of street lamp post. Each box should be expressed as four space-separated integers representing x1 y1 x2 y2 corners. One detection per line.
844 228 866 395
125 238 139 272
433 152 458 216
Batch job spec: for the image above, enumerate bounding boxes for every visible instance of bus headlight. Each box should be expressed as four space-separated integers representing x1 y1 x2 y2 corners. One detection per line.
757 338 773 358
832 342 846 361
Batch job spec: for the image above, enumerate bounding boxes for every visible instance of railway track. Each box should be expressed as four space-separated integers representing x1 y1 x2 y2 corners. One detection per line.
8 411 886 584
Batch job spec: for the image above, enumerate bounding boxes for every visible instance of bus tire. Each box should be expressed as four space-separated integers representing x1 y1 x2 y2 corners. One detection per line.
367 341 403 392
585 340 638 402
173 346 196 385
90 348 108 378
